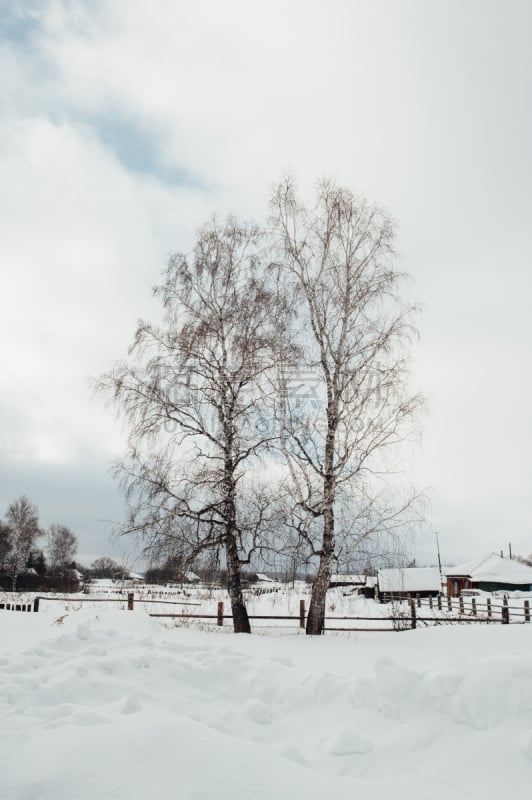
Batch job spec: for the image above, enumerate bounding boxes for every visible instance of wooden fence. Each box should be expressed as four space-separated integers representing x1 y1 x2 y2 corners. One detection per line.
147 596 532 631
0 594 200 613
413 594 531 625
0 601 33 612
2 593 532 631
149 599 308 628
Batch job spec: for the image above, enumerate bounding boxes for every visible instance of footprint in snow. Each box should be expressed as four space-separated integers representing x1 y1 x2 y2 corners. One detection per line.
245 699 273 725
76 624 90 640
275 744 307 765
122 694 142 714
74 710 109 727
329 728 374 756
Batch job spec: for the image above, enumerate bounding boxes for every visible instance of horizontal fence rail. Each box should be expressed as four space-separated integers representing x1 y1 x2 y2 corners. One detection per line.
2 592 532 631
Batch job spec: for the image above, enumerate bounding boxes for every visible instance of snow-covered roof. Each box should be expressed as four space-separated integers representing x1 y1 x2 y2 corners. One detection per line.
445 553 532 584
330 574 367 584
183 571 200 582
378 567 441 592
256 573 275 582
71 569 84 579
127 571 145 581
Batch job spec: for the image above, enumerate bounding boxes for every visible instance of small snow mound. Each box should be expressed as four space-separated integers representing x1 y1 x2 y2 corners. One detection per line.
87 645 107 657
122 694 142 714
276 744 307 765
270 655 294 668
74 710 109 727
76 623 90 641
375 658 424 721
448 659 532 730
245 699 273 724
329 728 374 755
521 730 532 761
427 670 464 701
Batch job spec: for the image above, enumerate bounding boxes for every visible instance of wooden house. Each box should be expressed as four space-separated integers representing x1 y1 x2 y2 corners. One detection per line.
445 553 532 597
174 570 201 584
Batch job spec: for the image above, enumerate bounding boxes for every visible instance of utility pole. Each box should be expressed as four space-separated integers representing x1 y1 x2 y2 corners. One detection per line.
435 531 443 583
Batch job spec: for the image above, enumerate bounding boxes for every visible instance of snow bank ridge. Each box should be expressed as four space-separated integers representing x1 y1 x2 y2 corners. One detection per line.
3 614 532 800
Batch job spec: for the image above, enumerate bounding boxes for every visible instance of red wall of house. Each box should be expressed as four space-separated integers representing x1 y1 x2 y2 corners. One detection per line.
446 577 471 597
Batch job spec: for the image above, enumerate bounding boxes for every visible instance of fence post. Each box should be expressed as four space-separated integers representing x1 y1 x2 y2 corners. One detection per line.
525 600 530 623
416 593 421 608
410 598 417 629
447 595 452 612
502 596 509 624
459 596 464 615
429 595 433 610
127 592 134 611
437 594 442 611
487 598 492 618
217 601 224 626
472 598 476 616
299 599 305 629
33 597 40 613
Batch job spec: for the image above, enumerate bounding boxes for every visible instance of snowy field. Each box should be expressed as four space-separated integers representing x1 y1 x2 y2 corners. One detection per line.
2 601 532 799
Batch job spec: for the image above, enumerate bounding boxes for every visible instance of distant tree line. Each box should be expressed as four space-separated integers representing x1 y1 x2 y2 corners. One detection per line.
0 498 144 591
0 495 80 592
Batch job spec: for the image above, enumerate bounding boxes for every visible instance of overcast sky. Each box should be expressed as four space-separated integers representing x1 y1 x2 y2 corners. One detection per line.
1 0 531 568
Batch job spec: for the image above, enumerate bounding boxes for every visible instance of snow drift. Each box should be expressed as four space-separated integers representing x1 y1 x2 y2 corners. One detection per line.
1 611 532 799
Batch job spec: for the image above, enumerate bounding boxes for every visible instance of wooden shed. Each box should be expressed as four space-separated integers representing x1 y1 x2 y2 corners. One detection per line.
377 567 441 602
329 574 366 589
329 574 376 598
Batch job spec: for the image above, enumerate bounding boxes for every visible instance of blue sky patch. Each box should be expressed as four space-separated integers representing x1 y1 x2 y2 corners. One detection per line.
91 114 194 186
0 3 40 44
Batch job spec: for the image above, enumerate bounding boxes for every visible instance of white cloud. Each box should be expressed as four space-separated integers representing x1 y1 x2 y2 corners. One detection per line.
1 0 532 561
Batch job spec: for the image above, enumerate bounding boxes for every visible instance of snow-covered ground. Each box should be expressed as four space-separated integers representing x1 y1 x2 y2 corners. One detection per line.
3 583 530 630
2 603 532 799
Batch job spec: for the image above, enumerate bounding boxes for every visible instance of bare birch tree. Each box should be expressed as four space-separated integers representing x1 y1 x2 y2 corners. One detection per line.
0 522 12 572
47 524 78 576
91 556 121 579
4 496 42 590
99 217 283 633
271 177 424 635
